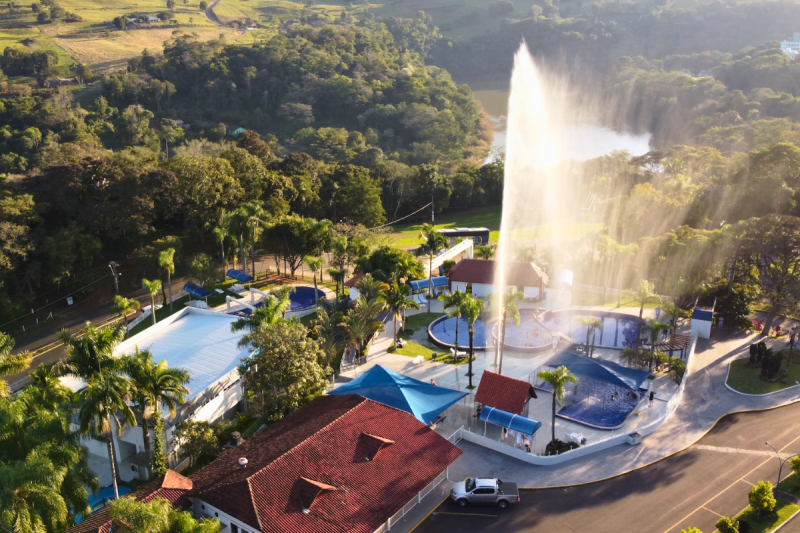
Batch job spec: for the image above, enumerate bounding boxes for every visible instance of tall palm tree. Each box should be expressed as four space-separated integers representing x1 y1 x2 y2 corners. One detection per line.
661 302 690 358
621 280 662 349
242 201 267 277
54 321 127 379
77 371 137 500
460 295 485 389
27 364 71 410
143 279 163 325
271 284 296 318
328 268 345 297
231 296 288 334
112 295 141 321
342 297 385 359
159 248 176 311
537 365 578 445
475 244 497 260
213 225 229 280
491 287 523 375
0 332 31 397
355 273 389 302
313 307 345 368
304 255 324 309
644 320 671 372
228 208 250 275
416 224 448 312
390 254 424 284
331 236 349 272
384 281 421 349
440 289 467 355
575 316 603 357
124 348 189 460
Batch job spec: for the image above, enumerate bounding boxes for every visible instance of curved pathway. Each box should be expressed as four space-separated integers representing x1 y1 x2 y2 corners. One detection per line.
205 0 224 26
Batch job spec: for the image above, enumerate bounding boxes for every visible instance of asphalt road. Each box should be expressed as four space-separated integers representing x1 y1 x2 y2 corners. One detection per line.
415 402 800 533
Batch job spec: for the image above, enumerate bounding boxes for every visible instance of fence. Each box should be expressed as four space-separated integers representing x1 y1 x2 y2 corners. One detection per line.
374 468 449 532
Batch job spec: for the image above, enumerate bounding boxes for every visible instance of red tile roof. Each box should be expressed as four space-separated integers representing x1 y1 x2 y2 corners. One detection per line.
66 471 193 533
344 272 365 288
447 259 549 287
188 394 462 533
474 371 537 414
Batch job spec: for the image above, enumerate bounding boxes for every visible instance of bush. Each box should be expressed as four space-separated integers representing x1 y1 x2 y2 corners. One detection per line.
748 481 776 517
199 0 207 8
670 357 686 383
791 455 800 477
716 516 739 533
544 438 579 455
441 259 455 275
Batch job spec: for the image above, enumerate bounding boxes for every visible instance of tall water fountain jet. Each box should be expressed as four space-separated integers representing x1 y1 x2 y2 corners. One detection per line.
493 43 585 367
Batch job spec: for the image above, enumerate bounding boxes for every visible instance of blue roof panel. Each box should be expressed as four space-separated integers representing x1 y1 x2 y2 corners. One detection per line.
546 351 651 391
226 269 254 283
479 406 542 435
183 283 212 298
407 276 448 291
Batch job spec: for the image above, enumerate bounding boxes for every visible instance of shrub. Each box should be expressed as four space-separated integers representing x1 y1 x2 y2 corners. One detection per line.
441 259 455 275
680 528 702 533
791 455 800 477
748 480 776 517
544 438 579 455
716 516 739 533
199 0 207 8
749 344 757 366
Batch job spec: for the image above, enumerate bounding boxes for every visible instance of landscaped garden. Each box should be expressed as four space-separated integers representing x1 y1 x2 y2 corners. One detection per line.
726 348 800 395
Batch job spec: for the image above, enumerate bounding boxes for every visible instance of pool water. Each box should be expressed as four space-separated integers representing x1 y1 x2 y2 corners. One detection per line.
500 309 554 349
230 286 324 316
543 313 642 348
556 379 644 429
428 316 490 349
74 486 132 523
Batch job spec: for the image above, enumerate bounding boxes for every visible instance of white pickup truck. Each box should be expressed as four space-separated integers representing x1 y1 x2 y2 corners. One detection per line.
450 478 520 509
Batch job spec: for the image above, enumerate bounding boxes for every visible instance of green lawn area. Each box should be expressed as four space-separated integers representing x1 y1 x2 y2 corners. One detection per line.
404 312 444 331
733 498 800 533
388 332 468 366
299 311 317 327
778 474 800 498
384 206 501 247
726 354 800 395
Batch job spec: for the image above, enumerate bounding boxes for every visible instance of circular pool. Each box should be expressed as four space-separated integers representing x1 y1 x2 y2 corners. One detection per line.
495 309 555 351
428 316 491 350
428 309 555 352
541 310 644 348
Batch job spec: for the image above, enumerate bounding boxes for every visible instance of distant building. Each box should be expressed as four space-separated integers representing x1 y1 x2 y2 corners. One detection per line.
227 125 247 136
436 227 490 245
344 271 364 300
447 258 548 299
147 15 160 23
780 33 800 59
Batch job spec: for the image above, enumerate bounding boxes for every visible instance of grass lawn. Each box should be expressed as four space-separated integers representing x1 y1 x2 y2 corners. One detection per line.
734 498 800 533
299 311 317 327
779 474 800 498
388 332 468 366
726 354 800 395
404 312 444 331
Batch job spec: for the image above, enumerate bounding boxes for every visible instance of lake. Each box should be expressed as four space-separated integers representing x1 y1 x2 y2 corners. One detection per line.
471 86 652 162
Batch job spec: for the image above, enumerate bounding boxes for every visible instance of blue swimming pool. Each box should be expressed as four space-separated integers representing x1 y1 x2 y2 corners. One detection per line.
542 312 643 348
498 309 554 350
428 316 490 349
230 286 324 316
74 486 132 523
557 383 642 429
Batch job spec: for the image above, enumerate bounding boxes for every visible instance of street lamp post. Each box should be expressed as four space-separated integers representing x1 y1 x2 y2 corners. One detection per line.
765 442 797 488
109 261 121 295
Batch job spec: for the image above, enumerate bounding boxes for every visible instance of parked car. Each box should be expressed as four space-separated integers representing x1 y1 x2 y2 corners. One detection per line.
450 478 519 508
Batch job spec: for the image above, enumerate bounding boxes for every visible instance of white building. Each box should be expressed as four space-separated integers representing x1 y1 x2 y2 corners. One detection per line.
447 258 548 299
62 307 251 480
780 33 800 59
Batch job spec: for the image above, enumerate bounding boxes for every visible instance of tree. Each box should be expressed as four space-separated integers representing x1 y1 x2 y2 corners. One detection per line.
239 321 328 420
159 248 177 311
143 279 163 325
336 166 386 226
644 320 671 371
748 480 776 518
213 221 229 277
187 253 217 287
109 496 221 533
243 201 267 276
680 529 703 533
113 15 126 29
171 420 217 467
124 348 189 461
112 295 141 320
328 267 346 296
271 285 296 319
27 364 71 410
416 224 448 312
491 287 523 375
355 273 388 302
621 280 662 349
385 281 420 348
460 295 485 389
440 289 467 355
231 295 288 333
312 307 345 368
304 255 323 309
342 296 385 359
537 365 577 444
262 215 321 278
475 244 497 260
54 321 127 380
169 155 242 235
575 316 603 357
199 0 207 8
716 517 739 533
77 370 136 500
150 411 168 477
0 332 31 397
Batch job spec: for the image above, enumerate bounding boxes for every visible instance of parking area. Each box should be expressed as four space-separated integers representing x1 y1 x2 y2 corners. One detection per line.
414 402 800 533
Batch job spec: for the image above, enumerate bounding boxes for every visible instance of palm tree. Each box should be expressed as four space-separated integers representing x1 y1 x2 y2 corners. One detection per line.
143 278 163 325
54 321 127 379
313 307 345 368
0 332 31 397
124 348 190 460
328 268 345 297
475 244 497 260
27 364 71 410
271 284 296 318
304 255 324 309
228 208 250 275
342 297 385 358
661 302 690 358
159 248 176 311
242 200 267 277
0 452 71 533
231 296 287 334
109 496 221 533
644 320 671 372
384 281 421 349
491 287 523 375
112 295 141 337
460 295 485 389
416 224 448 312
440 289 467 355
355 273 389 302
537 365 578 445
575 316 603 357
620 280 662 349
213 224 229 281
77 371 137 500
390 254 424 284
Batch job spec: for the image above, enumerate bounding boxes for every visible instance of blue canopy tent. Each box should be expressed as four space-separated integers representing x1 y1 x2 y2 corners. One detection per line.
328 365 467 424
407 276 449 292
546 351 651 391
183 283 212 299
226 269 254 284
479 406 542 436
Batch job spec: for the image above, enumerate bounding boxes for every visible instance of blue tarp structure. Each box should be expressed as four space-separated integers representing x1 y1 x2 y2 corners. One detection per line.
407 276 449 292
226 269 254 283
183 283 212 299
328 365 467 424
479 406 542 436
546 351 651 391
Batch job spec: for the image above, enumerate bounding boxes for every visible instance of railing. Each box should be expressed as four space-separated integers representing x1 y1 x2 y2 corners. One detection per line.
375 467 449 532
447 426 464 444
127 304 162 330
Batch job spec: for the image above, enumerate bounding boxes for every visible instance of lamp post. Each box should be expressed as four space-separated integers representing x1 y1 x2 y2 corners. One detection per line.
765 442 797 488
109 261 121 295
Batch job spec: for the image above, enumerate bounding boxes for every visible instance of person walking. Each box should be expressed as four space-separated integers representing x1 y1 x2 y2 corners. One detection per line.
649 390 655 407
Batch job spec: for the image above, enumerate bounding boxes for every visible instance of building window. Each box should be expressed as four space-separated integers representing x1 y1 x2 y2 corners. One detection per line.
231 526 239 533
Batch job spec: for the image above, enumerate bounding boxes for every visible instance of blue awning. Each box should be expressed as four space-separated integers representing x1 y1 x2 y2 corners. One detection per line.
183 283 212 299
479 406 542 436
546 351 651 391
407 276 449 291
226 269 254 283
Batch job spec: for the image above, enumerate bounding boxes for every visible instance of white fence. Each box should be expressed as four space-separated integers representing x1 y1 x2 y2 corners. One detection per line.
126 304 162 330
374 469 448 532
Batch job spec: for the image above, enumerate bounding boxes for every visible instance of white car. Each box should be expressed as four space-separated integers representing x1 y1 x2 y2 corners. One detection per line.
450 478 519 509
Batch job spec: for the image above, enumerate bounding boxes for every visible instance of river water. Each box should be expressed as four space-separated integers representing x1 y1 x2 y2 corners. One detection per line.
471 86 652 162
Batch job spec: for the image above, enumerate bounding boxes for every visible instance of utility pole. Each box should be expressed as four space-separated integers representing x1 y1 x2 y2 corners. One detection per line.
109 261 121 295
765 442 797 488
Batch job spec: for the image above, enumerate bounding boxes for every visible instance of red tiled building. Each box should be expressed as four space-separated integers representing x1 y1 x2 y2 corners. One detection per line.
474 371 537 415
447 259 548 299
